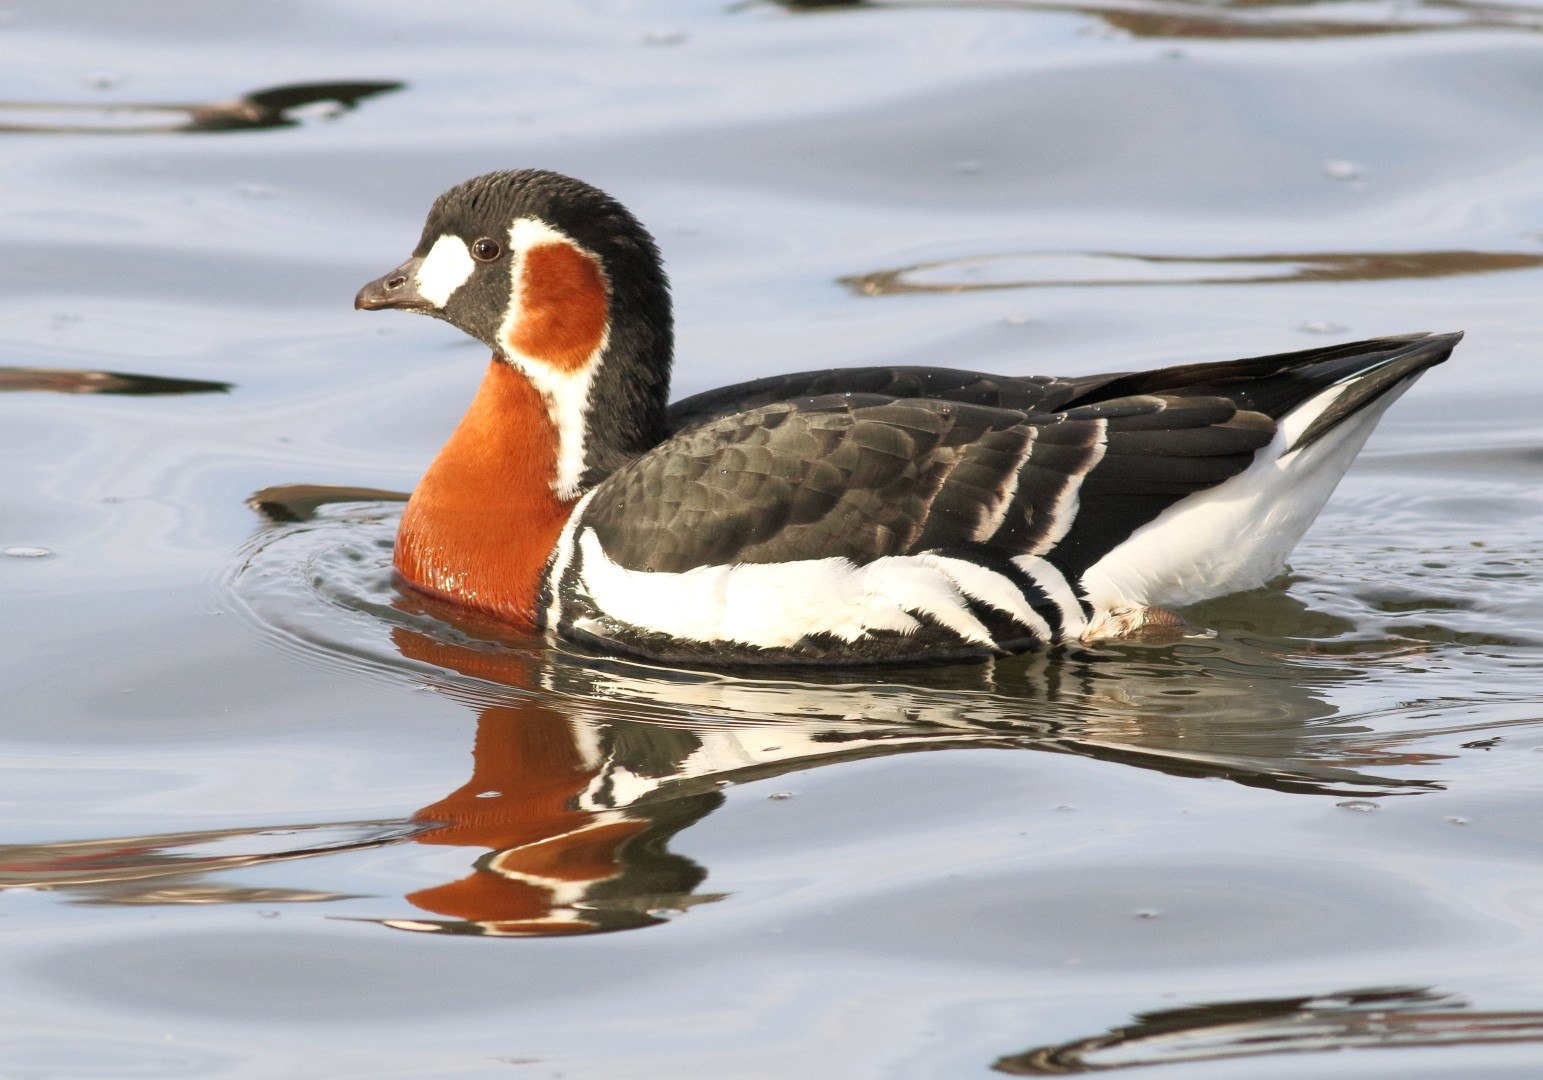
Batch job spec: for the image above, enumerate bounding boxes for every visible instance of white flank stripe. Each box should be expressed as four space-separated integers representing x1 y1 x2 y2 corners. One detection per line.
1029 418 1108 556
576 531 999 649
498 216 611 500
545 489 597 630
1080 377 1417 613
415 234 475 307
972 433 1035 543
866 558 995 645
1011 554 1086 637
912 554 1053 642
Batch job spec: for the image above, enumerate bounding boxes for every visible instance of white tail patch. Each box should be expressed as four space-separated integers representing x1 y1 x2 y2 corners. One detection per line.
1080 376 1417 613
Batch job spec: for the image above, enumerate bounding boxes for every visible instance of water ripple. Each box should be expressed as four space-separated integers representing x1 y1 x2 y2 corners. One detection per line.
0 80 401 136
767 0 1543 40
995 986 1543 1073
0 367 231 395
841 249 1543 296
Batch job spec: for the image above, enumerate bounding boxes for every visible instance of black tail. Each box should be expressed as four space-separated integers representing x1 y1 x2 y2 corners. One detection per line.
1284 332 1460 451
1057 331 1463 449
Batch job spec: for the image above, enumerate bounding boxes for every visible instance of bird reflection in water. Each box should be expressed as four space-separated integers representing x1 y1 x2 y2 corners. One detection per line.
0 80 401 136
0 488 1458 936
0 367 231 395
994 985 1543 1073
761 0 1543 41
376 626 726 937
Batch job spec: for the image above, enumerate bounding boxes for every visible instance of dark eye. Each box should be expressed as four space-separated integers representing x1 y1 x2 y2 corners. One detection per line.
471 237 502 263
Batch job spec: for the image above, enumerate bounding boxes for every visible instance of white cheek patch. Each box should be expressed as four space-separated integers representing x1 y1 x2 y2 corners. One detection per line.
415 234 476 307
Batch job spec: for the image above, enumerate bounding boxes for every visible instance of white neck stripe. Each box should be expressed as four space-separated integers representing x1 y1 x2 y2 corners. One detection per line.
497 217 610 501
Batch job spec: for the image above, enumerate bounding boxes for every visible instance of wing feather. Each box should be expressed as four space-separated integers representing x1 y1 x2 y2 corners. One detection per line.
581 392 1275 584
667 366 1062 432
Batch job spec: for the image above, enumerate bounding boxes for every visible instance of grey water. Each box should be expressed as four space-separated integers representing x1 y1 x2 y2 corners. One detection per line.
2 1 1543 1076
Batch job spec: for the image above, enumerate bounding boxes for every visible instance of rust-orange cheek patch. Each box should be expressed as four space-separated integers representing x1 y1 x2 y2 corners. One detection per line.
505 241 610 372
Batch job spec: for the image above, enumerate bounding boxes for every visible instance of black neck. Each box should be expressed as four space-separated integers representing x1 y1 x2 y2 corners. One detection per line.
577 257 674 489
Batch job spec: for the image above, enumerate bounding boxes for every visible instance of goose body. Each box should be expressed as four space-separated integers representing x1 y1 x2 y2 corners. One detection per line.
356 170 1459 665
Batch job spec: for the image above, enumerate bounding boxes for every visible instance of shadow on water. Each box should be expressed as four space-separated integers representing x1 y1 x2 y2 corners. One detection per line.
841 250 1543 297
0 80 401 136
247 483 408 524
0 367 232 395
0 492 1473 939
994 986 1543 1072
759 0 1543 40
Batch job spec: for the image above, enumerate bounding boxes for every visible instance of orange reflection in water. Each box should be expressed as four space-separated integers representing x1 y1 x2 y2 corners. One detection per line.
387 630 715 937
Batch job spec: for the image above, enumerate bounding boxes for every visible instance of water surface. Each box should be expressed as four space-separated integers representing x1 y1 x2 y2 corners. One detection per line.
2 1 1542 1076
